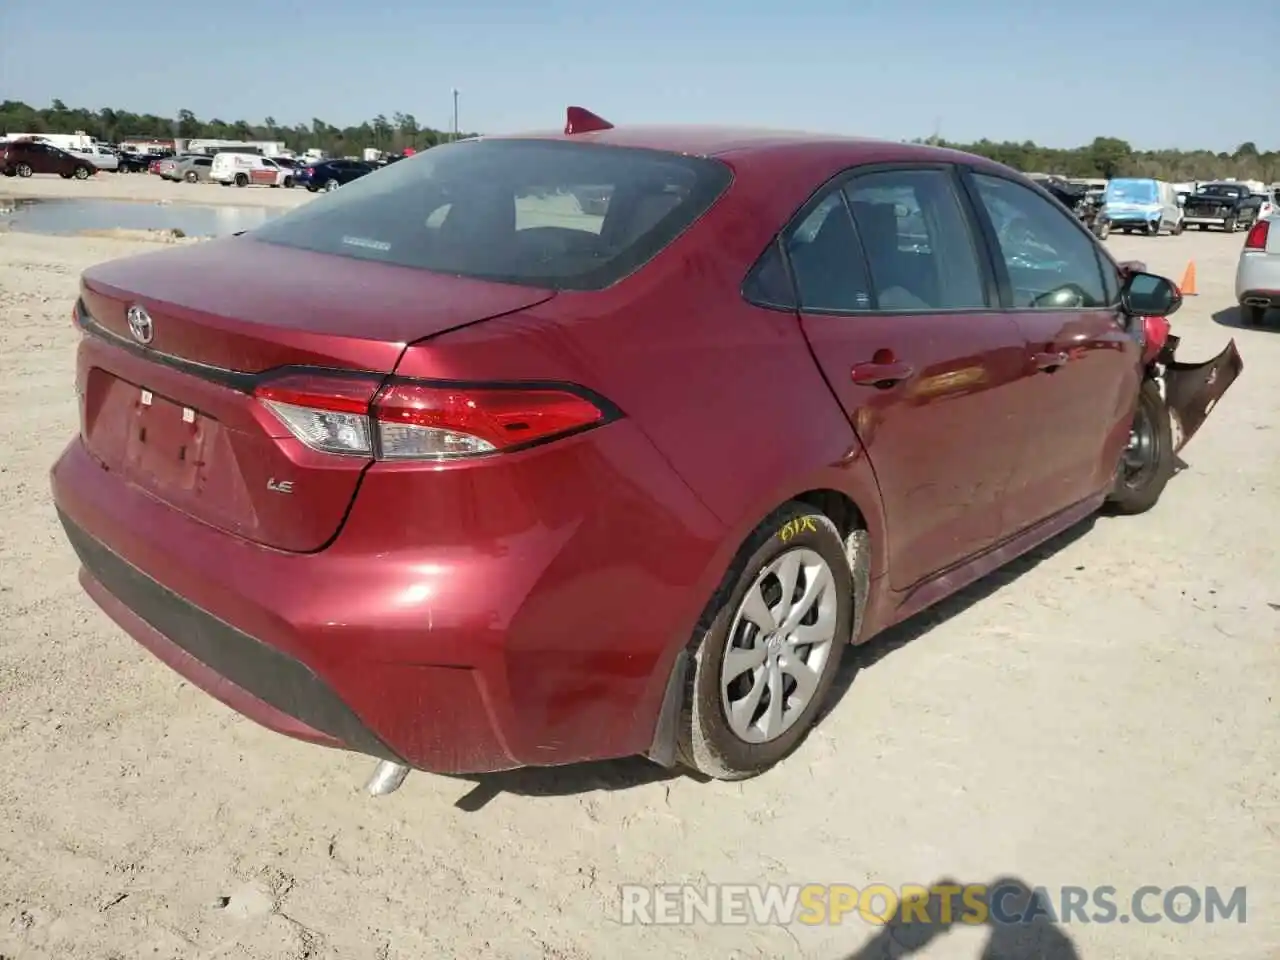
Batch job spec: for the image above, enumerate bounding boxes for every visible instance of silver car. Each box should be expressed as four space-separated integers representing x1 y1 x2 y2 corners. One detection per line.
1235 214 1280 326
161 155 213 183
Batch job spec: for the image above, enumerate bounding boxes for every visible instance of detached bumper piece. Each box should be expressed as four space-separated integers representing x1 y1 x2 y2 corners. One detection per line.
58 509 406 767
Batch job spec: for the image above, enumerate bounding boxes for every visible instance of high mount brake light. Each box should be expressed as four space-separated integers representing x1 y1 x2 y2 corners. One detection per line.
253 372 613 460
1244 219 1269 251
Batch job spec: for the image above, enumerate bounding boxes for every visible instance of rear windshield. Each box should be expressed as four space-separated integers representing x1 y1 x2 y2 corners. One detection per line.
249 139 733 290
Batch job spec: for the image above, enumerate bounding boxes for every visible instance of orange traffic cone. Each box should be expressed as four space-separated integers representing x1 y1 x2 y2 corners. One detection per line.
1178 261 1197 296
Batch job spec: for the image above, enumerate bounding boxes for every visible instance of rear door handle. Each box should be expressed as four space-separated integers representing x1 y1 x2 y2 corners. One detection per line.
850 361 915 388
1034 351 1070 372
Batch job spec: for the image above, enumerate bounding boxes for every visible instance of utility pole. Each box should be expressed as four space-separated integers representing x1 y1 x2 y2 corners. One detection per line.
452 88 459 142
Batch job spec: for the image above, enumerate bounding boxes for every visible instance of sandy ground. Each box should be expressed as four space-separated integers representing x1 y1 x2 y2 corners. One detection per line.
0 184 1277 960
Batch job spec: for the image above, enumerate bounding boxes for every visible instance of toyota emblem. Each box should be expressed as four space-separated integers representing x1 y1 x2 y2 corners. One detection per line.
127 305 153 345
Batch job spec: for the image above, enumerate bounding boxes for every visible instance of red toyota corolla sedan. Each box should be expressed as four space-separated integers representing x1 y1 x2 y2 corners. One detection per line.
50 108 1241 788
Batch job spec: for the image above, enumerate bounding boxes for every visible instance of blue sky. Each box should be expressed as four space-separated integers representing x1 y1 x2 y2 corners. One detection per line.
2 0 1276 150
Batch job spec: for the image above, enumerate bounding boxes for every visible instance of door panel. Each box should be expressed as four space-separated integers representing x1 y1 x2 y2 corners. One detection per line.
966 172 1142 531
788 170 1032 590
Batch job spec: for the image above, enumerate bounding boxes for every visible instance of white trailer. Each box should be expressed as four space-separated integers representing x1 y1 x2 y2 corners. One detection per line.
2 131 101 152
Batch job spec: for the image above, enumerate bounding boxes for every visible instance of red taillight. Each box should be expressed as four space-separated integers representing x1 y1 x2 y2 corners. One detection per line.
252 372 612 461
373 382 607 459
255 373 381 415
1244 219 1269 251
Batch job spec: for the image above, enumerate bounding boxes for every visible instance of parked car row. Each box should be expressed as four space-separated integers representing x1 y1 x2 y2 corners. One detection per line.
136 149 377 192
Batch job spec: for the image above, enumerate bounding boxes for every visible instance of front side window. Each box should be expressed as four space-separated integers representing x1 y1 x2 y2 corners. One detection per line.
844 169 988 311
250 139 732 291
971 173 1107 309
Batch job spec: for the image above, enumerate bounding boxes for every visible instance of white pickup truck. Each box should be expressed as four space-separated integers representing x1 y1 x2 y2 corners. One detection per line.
68 144 119 172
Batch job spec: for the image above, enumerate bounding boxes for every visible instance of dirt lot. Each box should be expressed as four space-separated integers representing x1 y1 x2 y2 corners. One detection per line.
1 179 1277 959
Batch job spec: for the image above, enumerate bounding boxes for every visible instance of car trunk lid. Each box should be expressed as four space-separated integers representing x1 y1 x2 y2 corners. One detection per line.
76 236 555 552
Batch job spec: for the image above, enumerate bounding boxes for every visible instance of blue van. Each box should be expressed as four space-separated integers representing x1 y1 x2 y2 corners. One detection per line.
1101 178 1184 236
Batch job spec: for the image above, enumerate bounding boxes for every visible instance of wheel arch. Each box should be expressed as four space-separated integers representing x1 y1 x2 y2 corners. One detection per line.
644 474 889 768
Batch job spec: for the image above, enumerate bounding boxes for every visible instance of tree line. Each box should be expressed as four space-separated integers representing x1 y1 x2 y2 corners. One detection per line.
0 99 474 157
2 99 1276 181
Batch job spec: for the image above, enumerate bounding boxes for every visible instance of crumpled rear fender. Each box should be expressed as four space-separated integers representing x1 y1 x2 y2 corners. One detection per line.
1157 336 1243 453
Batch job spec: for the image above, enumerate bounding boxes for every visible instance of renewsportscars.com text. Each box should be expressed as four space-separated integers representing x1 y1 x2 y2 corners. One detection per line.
619 883 1247 927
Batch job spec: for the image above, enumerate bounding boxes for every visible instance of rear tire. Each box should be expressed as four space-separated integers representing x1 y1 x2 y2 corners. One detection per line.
15 163 32 178
185 170 198 183
72 165 90 180
1145 220 1160 236
1223 216 1237 233
1243 304 1267 326
1172 219 1184 235
324 179 340 192
1198 224 1208 231
234 173 248 188
1094 219 1110 240
678 503 858 780
1106 379 1174 515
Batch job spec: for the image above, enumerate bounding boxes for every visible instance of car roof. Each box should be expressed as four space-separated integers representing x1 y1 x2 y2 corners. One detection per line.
489 123 976 167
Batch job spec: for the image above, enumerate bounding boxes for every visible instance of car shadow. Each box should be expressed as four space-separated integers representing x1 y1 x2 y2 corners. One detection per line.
824 515 1097 711
1211 305 1277 331
445 756 697 811
446 517 1098 810
833 876 1081 959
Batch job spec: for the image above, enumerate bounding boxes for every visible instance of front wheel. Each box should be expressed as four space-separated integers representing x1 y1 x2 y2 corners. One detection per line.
1223 216 1237 233
1146 220 1161 236
1172 219 1185 235
1094 219 1111 240
185 170 198 183
234 173 248 187
324 179 340 192
678 503 858 780
1106 379 1174 515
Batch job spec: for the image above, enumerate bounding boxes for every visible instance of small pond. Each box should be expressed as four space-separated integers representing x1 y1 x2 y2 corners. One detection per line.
0 198 282 238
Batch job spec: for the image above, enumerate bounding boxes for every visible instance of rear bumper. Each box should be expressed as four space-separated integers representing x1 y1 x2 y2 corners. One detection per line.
1235 253 1280 303
50 422 724 773
1105 213 1160 226
63 511 402 761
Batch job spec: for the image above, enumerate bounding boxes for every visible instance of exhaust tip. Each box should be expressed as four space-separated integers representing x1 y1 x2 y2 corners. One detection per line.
364 760 410 796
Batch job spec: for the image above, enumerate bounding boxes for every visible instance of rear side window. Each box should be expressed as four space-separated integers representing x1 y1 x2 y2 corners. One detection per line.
250 139 732 290
843 169 989 311
785 191 873 312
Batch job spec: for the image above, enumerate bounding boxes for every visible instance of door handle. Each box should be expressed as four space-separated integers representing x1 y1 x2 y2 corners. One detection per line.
850 360 915 388
1033 351 1070 372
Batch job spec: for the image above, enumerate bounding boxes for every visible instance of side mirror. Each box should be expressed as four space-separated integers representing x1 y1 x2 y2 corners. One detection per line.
1121 271 1182 318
